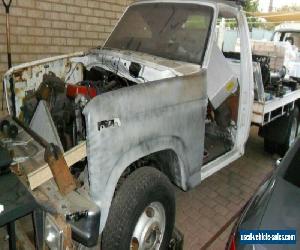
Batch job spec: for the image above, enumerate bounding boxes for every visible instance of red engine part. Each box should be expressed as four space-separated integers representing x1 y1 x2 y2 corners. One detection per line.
66 84 97 98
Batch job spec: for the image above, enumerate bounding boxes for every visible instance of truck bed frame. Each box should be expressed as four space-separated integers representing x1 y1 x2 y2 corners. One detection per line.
252 89 300 126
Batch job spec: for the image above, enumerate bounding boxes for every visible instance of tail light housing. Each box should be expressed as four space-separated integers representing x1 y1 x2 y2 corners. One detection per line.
227 232 236 250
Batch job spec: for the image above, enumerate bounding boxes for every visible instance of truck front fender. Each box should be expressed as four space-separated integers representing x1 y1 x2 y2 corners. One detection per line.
95 136 188 233
83 71 207 234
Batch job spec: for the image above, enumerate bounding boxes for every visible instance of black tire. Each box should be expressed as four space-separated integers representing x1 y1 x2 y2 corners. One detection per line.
264 138 276 154
278 107 299 156
101 167 175 250
263 107 299 156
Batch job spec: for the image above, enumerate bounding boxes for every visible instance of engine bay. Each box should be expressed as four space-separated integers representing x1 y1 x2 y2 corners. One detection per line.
19 65 138 151
3 49 200 150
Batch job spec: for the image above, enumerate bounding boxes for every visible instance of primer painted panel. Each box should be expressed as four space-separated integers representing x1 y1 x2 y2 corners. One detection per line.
84 70 207 232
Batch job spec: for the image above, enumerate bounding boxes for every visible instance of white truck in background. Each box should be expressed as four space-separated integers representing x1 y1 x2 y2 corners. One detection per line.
217 20 300 155
250 22 300 155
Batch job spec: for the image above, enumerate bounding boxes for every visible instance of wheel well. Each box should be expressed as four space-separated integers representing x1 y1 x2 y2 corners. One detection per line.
115 149 182 192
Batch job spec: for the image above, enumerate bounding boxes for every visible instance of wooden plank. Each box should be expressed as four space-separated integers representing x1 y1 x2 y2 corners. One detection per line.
27 141 87 190
45 144 77 195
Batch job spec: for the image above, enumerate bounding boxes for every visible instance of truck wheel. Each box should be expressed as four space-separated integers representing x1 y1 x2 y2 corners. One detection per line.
264 138 276 154
101 167 175 250
279 107 299 156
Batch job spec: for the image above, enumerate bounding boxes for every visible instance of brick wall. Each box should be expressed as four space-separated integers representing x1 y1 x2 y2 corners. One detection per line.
0 0 132 113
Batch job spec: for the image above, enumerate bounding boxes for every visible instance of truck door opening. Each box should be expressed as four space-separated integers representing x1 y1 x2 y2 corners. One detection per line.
203 14 241 165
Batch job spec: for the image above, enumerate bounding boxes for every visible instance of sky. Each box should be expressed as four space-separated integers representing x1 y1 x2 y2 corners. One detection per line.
259 0 300 12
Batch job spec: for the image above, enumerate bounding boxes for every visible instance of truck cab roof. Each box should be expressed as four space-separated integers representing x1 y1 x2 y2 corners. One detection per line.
134 0 243 8
275 22 300 33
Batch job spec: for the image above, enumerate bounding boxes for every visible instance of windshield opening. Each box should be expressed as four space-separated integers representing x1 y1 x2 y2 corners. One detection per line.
104 3 214 65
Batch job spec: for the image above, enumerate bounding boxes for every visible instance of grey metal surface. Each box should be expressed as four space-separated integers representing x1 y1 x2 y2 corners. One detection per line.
131 201 166 249
83 69 207 232
29 100 64 151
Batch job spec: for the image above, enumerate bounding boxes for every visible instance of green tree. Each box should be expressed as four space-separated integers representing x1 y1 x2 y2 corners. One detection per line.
244 0 259 13
224 0 261 30
243 0 260 30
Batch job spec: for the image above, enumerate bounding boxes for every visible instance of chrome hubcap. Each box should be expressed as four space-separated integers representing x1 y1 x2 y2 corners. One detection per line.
289 117 298 147
131 202 166 250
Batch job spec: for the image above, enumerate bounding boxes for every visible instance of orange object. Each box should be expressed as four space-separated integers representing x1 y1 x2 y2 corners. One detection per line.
66 84 97 98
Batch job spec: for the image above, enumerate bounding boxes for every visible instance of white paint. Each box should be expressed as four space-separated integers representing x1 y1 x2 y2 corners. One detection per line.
0 204 4 214
200 5 254 183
